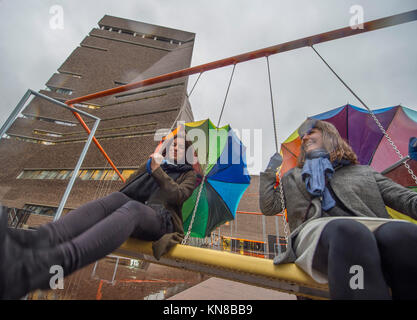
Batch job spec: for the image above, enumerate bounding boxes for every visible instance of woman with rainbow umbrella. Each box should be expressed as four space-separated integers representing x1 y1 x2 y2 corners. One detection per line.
260 114 417 300
157 119 251 240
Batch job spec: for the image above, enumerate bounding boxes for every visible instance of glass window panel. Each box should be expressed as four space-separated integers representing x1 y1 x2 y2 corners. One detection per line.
25 171 33 179
80 170 94 180
121 169 136 180
67 171 75 179
90 170 103 180
56 170 68 179
111 171 120 181
16 171 25 179
38 171 50 179
100 170 110 180
104 170 116 181
78 170 87 178
45 171 58 179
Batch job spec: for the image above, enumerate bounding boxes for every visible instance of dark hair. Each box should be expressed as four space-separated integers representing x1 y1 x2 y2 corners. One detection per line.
297 120 359 167
160 134 195 166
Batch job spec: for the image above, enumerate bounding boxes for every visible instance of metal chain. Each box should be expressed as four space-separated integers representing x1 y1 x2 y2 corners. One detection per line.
266 56 291 249
217 64 236 128
368 110 417 184
311 45 417 185
181 173 207 245
277 168 290 243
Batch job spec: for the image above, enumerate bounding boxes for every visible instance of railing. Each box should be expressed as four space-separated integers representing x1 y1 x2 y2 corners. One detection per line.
0 89 101 221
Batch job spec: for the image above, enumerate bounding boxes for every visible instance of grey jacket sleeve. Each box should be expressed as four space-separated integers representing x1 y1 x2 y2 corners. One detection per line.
373 171 417 220
259 171 284 216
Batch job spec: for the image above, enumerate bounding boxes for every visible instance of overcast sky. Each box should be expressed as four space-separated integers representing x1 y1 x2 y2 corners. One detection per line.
0 0 416 173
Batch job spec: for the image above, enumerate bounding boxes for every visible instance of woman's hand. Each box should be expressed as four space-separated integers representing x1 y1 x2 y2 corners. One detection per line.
150 152 165 172
265 153 283 172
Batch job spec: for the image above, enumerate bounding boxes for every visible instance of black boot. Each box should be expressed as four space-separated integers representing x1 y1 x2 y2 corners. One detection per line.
0 207 66 300
7 226 53 249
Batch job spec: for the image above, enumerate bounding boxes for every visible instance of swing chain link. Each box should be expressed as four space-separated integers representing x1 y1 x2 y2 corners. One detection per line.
311 44 417 185
277 168 290 245
367 108 417 185
265 55 292 250
182 172 207 245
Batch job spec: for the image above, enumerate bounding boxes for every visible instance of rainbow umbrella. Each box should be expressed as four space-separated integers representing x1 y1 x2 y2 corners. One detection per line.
161 119 251 238
280 104 417 222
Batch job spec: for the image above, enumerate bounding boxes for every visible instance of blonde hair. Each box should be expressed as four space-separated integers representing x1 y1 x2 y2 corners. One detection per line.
297 120 359 168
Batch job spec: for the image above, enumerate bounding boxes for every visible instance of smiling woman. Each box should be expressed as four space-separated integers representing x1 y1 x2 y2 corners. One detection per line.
296 119 359 168
259 119 417 300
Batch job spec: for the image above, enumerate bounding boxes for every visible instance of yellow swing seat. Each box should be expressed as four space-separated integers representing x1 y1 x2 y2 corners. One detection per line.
114 238 330 300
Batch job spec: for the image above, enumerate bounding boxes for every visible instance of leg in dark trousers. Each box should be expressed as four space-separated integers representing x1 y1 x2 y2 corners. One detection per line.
312 219 391 300
40 192 132 244
374 221 417 300
8 192 131 248
59 200 170 273
3 199 169 299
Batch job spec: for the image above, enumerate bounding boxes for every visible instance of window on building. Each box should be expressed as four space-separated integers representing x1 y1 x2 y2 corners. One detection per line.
121 169 136 180
91 169 104 181
33 130 63 138
56 170 71 180
78 170 91 180
26 170 42 179
44 171 58 179
74 103 100 110
103 170 117 181
80 170 94 181
55 88 73 95
23 204 56 217
17 168 135 181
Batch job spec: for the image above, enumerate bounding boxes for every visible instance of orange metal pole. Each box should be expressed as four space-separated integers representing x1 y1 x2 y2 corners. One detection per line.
68 104 125 183
65 9 417 106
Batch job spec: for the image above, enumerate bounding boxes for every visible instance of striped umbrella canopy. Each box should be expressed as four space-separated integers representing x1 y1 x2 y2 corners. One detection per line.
159 119 251 238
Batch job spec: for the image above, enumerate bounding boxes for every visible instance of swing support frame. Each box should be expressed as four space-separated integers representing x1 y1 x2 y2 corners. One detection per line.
62 9 417 186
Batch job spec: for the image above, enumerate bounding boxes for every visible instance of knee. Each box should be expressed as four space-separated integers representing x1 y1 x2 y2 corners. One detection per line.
375 221 417 250
99 192 131 208
111 192 131 203
119 200 155 219
323 219 374 244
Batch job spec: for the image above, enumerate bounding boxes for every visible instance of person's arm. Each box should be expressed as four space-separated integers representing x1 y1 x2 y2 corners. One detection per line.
259 171 285 216
151 167 197 206
259 153 285 216
373 170 417 220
